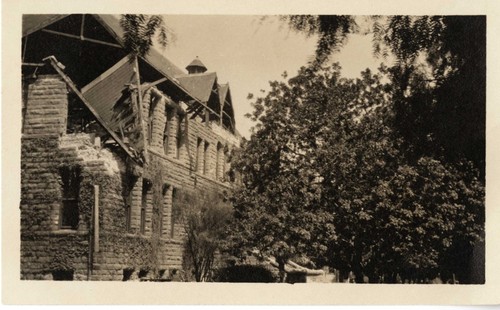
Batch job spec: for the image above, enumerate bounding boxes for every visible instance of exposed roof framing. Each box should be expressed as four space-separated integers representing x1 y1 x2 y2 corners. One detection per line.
43 55 141 164
40 28 122 48
22 14 238 135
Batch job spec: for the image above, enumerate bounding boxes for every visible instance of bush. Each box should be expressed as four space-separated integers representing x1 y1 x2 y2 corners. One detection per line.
213 264 279 283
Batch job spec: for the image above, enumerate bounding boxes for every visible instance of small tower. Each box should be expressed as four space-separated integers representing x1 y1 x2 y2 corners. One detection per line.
186 56 207 74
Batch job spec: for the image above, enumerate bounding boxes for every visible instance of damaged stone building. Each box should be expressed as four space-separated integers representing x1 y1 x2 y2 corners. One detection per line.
20 14 241 281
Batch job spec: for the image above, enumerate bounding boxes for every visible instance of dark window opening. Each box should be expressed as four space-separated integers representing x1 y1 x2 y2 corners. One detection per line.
140 180 151 235
147 98 155 145
122 268 134 281
59 166 81 229
223 150 228 182
171 188 178 239
196 138 203 173
228 170 236 183
147 117 153 145
163 122 169 155
52 270 74 281
139 269 149 279
140 207 146 234
158 269 166 278
66 93 98 134
125 204 131 232
164 108 174 155
176 115 184 159
216 143 223 180
203 141 210 175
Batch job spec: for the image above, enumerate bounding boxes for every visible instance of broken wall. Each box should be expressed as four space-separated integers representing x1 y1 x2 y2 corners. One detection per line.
21 75 240 281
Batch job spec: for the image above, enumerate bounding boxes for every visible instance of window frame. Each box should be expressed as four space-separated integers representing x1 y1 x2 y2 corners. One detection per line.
59 166 81 230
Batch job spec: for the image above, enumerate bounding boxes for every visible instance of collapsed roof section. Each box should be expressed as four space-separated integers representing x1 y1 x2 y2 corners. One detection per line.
22 14 237 164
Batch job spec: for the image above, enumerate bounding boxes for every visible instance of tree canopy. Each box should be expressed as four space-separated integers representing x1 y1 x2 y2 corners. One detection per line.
229 30 484 282
120 14 170 57
282 15 486 175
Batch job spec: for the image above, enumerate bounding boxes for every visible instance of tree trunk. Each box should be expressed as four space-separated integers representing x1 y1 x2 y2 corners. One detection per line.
277 258 286 283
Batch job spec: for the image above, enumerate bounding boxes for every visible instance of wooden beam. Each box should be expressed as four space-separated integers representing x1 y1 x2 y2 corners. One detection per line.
93 185 100 253
22 36 28 62
190 105 205 119
219 94 224 126
80 14 86 39
141 77 168 93
133 56 146 160
22 62 45 67
205 108 210 125
43 56 140 164
41 29 122 48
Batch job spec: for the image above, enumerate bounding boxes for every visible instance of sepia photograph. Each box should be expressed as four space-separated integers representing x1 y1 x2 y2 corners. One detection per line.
3 0 500 305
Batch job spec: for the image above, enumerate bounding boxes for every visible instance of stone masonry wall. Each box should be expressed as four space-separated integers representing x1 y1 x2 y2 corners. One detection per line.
21 76 240 281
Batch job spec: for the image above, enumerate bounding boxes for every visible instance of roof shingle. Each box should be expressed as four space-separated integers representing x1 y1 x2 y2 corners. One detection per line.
176 72 217 103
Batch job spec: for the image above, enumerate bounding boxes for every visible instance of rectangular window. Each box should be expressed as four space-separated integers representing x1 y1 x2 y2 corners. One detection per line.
122 268 134 281
222 150 227 181
125 177 136 232
171 188 178 239
176 115 183 159
164 109 173 155
203 141 210 175
159 184 169 237
163 124 169 155
52 270 74 281
216 143 223 180
147 118 153 145
59 166 81 229
140 180 149 234
196 138 203 173
125 204 132 232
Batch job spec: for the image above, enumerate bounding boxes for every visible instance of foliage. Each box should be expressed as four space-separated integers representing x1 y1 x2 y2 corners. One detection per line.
120 14 170 58
176 189 233 282
281 15 357 64
380 16 486 176
229 62 484 283
213 264 278 283
282 15 486 175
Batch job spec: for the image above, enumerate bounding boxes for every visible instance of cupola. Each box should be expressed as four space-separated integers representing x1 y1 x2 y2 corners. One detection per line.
186 56 207 74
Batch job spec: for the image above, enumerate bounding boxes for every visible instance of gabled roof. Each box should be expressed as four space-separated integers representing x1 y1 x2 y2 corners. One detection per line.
92 15 187 78
22 14 69 36
218 83 229 105
22 14 237 132
176 72 217 103
22 14 187 78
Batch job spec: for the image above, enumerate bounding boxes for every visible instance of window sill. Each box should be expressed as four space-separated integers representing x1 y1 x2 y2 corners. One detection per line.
51 229 87 236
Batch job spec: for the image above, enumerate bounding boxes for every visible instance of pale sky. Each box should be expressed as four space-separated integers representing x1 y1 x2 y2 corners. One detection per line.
157 15 388 138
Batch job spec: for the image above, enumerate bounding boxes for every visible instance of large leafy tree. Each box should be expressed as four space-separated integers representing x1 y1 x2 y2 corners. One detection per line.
120 14 170 57
229 62 484 283
282 15 486 175
231 15 485 283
